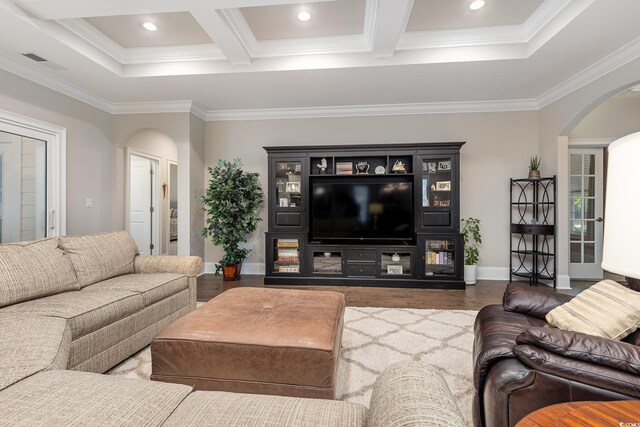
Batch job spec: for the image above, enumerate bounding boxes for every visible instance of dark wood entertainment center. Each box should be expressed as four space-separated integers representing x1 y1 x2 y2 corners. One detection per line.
264 142 465 289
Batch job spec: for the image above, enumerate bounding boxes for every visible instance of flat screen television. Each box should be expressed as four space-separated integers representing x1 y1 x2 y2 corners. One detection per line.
311 177 414 242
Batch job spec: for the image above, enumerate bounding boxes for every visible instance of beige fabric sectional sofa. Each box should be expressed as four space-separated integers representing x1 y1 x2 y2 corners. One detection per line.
0 231 200 375
0 231 465 426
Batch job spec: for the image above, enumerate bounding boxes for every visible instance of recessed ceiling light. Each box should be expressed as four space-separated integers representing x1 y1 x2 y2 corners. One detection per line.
297 11 311 22
469 0 486 10
142 22 157 32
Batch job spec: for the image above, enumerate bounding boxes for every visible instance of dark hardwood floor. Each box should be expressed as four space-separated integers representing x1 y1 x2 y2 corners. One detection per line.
197 274 592 310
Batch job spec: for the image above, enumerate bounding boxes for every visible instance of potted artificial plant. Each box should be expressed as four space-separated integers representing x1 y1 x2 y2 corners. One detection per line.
461 217 482 285
202 159 263 281
529 155 541 179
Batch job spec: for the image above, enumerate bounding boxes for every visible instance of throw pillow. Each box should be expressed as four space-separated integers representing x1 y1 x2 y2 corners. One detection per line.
546 280 640 340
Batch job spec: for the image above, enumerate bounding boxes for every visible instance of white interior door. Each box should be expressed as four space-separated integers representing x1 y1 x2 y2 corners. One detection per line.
569 148 604 279
129 154 158 256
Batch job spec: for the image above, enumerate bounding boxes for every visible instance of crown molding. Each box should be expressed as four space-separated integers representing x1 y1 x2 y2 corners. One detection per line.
205 99 539 121
0 52 112 113
537 36 640 108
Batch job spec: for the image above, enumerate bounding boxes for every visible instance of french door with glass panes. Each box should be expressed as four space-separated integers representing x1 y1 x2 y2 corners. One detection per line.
569 148 604 279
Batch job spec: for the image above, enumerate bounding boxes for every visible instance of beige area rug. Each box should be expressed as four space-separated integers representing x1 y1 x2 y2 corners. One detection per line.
108 307 477 426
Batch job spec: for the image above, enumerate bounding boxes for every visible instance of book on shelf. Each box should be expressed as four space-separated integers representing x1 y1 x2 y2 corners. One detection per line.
277 256 299 262
277 248 298 256
426 251 454 265
276 239 299 248
278 265 299 273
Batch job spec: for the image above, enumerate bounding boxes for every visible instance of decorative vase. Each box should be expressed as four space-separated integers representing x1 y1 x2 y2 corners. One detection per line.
222 264 242 281
528 170 541 179
464 264 477 285
356 161 369 174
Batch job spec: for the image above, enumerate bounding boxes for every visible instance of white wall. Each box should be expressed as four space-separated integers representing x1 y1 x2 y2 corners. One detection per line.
0 69 115 235
570 94 640 139
204 111 539 277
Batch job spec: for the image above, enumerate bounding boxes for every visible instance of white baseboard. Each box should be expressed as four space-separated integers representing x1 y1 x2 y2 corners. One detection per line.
477 267 509 280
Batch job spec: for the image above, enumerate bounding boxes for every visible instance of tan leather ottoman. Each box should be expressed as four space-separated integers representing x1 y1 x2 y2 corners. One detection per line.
151 287 345 399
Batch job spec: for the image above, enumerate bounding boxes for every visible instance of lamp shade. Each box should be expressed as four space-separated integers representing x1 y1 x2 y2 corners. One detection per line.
601 131 640 279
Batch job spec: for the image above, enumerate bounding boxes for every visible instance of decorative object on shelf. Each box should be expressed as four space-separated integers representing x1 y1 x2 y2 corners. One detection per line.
528 155 541 179
391 253 401 262
436 181 451 191
602 132 640 289
336 161 353 175
430 183 436 191
428 162 437 173
295 164 302 173
285 182 301 193
203 158 263 281
461 217 482 285
323 252 332 258
387 265 403 275
317 158 328 174
279 198 289 207
356 161 370 174
439 200 450 207
438 160 451 171
375 165 386 174
391 159 407 173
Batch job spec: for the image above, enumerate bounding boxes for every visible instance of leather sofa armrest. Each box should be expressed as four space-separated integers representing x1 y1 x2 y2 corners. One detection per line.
503 284 573 320
134 255 203 277
517 327 640 375
366 361 465 427
514 344 640 398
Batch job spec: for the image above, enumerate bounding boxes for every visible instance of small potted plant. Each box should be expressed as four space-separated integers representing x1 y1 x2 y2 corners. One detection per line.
202 159 263 281
529 155 541 179
461 217 482 285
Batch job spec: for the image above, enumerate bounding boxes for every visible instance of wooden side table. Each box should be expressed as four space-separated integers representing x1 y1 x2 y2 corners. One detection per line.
517 400 640 426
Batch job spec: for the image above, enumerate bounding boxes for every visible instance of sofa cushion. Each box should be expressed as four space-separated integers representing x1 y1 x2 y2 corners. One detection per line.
83 273 187 307
0 370 192 426
0 237 79 308
163 390 367 427
473 304 547 390
0 290 143 339
59 231 138 287
546 280 640 340
0 314 71 391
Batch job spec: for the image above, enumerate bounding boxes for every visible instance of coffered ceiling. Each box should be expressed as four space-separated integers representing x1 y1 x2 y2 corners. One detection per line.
0 0 639 118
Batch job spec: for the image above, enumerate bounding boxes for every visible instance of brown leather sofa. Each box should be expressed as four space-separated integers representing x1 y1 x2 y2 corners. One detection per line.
472 282 640 427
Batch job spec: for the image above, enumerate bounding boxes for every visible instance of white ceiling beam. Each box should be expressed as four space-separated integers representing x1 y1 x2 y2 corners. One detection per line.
16 0 338 20
370 0 414 58
191 6 251 65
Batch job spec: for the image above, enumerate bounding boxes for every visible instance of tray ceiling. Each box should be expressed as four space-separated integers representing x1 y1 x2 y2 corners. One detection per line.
0 0 638 116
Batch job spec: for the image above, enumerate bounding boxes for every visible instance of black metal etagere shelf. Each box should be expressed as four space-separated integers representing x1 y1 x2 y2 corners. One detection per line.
510 176 556 287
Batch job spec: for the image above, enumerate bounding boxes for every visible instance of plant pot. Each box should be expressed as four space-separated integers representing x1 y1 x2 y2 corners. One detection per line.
464 264 477 285
222 264 242 281
528 170 541 179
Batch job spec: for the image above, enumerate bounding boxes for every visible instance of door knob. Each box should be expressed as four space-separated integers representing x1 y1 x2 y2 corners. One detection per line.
596 217 604 222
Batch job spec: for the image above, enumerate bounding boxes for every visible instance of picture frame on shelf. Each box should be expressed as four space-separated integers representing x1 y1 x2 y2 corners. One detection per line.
286 182 301 193
336 162 353 175
436 181 451 191
438 160 451 171
428 162 437 173
387 265 403 275
279 198 289 207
